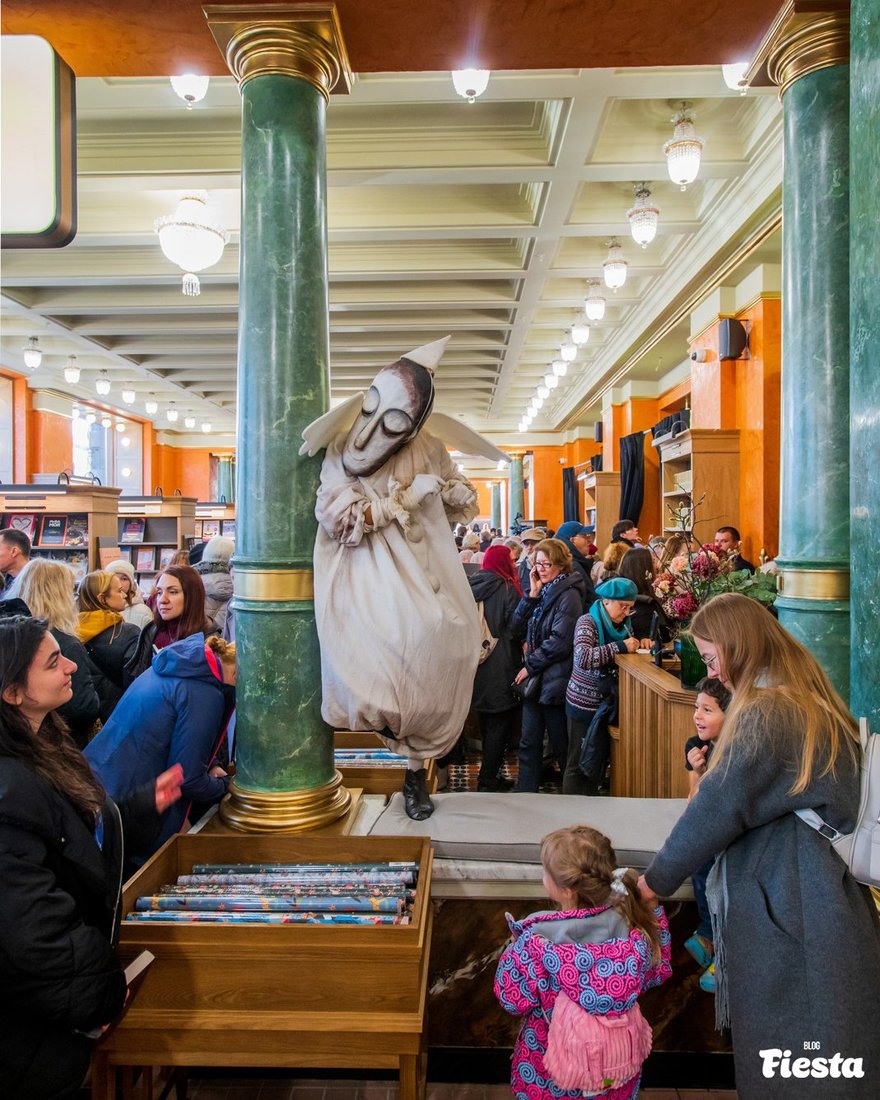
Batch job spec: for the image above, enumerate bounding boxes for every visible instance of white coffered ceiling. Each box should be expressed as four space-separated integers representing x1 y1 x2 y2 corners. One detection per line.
0 65 782 449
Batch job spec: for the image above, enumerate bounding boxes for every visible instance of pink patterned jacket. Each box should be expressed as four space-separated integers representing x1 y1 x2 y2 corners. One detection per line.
494 904 671 1100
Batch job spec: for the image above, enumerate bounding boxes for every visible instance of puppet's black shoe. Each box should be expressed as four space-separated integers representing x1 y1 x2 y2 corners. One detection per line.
403 768 434 820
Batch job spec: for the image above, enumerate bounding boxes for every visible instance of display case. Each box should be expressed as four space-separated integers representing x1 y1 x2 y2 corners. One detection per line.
655 429 739 544
577 469 621 548
93 833 433 1100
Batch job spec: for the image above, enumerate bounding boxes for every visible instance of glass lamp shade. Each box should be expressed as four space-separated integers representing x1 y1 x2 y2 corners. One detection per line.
145 397 159 415
63 358 81 384
664 109 704 190
121 388 136 405
170 74 210 108
184 415 196 429
452 69 490 102
603 239 628 291
155 193 229 296
166 406 179 423
532 395 545 410
101 416 112 429
552 359 568 378
85 412 96 425
544 372 559 390
571 319 590 345
560 339 577 362
537 384 550 400
201 422 212 433
627 185 660 248
95 373 111 396
115 421 126 433
22 337 42 369
584 281 606 321
518 421 529 433
722 63 749 93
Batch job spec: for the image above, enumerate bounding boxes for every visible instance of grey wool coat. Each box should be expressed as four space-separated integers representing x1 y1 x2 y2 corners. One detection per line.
644 696 880 1099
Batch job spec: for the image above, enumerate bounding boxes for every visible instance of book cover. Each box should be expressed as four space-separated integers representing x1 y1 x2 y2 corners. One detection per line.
193 520 203 538
202 519 220 538
3 513 39 540
135 547 156 572
221 519 236 539
118 547 132 563
158 546 177 570
39 515 68 546
65 514 89 547
120 517 146 544
99 545 123 568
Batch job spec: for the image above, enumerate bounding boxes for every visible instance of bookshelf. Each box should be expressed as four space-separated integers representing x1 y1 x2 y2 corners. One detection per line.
655 429 740 543
0 483 122 579
194 500 236 543
576 469 621 549
117 496 197 588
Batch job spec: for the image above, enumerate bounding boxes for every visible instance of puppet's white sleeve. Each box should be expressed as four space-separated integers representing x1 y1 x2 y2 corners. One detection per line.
436 446 479 525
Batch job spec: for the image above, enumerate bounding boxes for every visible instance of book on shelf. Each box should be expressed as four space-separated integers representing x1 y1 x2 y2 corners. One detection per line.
34 549 88 581
38 515 68 546
201 519 220 538
193 520 204 538
221 519 236 539
65 514 89 547
135 547 157 573
2 513 39 540
120 517 146 544
117 547 132 563
158 546 177 570
98 537 123 569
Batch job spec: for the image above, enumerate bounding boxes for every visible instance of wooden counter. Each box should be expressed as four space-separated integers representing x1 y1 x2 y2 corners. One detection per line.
611 654 696 799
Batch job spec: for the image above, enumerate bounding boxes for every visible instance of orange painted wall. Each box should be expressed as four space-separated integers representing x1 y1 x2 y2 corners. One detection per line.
689 326 737 429
735 297 781 561
602 403 625 470
529 446 565 527
145 441 220 501
30 409 73 476
473 479 494 523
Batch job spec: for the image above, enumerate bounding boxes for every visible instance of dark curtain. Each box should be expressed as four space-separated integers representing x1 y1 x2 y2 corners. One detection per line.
590 453 603 472
618 431 646 524
562 467 579 522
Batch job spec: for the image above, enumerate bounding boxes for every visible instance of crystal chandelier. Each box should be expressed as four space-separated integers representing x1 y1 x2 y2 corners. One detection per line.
201 422 212 433
166 403 179 423
155 192 228 296
121 388 136 405
95 371 111 396
451 69 490 103
603 238 628 291
560 338 577 362
170 75 210 109
551 359 568 378
664 103 704 191
63 356 80 384
627 184 660 248
145 395 158 416
571 318 590 345
184 414 196 429
584 279 606 322
22 337 42 369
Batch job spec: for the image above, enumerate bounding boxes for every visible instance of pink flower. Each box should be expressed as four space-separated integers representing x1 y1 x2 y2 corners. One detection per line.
669 592 699 620
690 550 719 579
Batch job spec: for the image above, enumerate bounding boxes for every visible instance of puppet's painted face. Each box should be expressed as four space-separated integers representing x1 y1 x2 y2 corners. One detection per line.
342 360 433 477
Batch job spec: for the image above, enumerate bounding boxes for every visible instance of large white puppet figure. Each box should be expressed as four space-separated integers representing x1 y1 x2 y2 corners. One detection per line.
300 337 509 819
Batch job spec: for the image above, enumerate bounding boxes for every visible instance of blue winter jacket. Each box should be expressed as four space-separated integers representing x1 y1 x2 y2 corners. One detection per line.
85 633 231 852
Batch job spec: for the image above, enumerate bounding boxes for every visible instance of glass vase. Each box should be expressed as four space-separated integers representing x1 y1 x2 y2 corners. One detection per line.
675 627 707 689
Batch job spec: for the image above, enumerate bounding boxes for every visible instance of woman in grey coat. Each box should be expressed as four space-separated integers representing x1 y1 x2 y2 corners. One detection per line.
193 536 234 634
638 594 880 1098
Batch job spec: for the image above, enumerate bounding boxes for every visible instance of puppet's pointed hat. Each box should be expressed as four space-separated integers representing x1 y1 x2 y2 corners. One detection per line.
401 335 450 374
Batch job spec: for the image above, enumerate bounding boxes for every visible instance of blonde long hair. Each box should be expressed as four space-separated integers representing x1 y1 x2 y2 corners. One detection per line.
541 825 663 964
17 559 79 636
78 570 118 613
690 593 858 794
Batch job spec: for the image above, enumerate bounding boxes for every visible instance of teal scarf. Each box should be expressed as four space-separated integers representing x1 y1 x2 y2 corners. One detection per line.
588 599 631 647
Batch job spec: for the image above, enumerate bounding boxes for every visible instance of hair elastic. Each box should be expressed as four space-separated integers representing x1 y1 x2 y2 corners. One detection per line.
610 867 628 896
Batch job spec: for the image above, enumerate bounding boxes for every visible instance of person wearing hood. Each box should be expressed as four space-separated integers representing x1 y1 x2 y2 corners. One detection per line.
193 536 234 634
85 633 236 866
103 558 154 630
554 521 598 609
76 571 141 721
564 577 640 795
511 539 585 792
468 546 523 791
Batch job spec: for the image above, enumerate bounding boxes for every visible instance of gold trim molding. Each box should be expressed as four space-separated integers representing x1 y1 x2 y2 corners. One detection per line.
235 568 314 601
747 1 849 97
220 770 351 832
777 567 850 601
204 4 352 98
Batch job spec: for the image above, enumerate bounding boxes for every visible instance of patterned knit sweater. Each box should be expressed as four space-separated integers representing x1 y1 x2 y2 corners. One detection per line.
565 613 628 715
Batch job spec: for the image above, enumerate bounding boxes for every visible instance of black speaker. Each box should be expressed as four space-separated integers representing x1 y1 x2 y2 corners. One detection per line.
594 421 603 443
719 318 749 360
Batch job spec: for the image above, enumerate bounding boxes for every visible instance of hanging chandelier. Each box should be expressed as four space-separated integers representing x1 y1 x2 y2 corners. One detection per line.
663 103 704 191
63 356 80 384
560 337 577 362
584 279 606 322
571 318 590 345
451 69 490 103
170 74 210 109
603 238 628 291
22 337 42 369
551 358 568 378
155 192 229 296
627 184 660 248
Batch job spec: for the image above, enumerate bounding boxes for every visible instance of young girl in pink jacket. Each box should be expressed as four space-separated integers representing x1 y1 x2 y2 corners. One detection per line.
495 825 671 1100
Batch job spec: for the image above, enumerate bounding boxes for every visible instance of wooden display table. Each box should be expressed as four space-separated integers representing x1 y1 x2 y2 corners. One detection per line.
612 654 696 798
334 731 438 797
93 834 433 1100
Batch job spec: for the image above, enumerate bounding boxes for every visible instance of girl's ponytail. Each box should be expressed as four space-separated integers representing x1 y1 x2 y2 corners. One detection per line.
609 866 663 965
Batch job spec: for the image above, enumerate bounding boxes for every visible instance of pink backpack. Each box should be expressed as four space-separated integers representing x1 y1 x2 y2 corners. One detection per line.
543 990 653 1094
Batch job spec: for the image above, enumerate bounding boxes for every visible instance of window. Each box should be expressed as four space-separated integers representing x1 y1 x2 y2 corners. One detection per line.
72 415 143 492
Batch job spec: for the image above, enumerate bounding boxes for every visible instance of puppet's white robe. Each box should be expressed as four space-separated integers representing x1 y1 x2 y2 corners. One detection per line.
314 430 480 758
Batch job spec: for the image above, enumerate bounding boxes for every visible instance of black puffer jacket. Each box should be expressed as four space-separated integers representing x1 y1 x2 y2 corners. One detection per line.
53 628 101 749
468 570 521 714
513 571 585 706
79 618 141 721
0 755 158 1098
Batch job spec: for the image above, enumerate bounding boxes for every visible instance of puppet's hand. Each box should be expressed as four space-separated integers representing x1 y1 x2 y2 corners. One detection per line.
408 474 444 505
440 478 476 512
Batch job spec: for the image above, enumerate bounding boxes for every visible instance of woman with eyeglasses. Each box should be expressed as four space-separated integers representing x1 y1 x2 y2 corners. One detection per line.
563 577 640 795
511 539 586 792
637 593 880 1100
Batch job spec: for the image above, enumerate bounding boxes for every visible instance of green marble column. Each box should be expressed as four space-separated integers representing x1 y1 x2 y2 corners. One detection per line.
491 482 502 531
510 455 525 529
850 0 880 726
774 62 851 699
207 8 351 830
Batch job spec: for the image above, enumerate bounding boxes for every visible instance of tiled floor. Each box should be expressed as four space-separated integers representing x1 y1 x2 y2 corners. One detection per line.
184 1077 738 1099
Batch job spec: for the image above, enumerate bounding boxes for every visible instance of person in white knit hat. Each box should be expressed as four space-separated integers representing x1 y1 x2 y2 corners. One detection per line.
303 337 496 820
104 558 153 629
193 536 234 635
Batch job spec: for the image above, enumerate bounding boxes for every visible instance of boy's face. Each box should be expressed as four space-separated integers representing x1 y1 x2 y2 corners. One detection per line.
693 692 726 742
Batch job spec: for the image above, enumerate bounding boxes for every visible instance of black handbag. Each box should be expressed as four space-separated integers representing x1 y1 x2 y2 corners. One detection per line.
512 669 542 703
